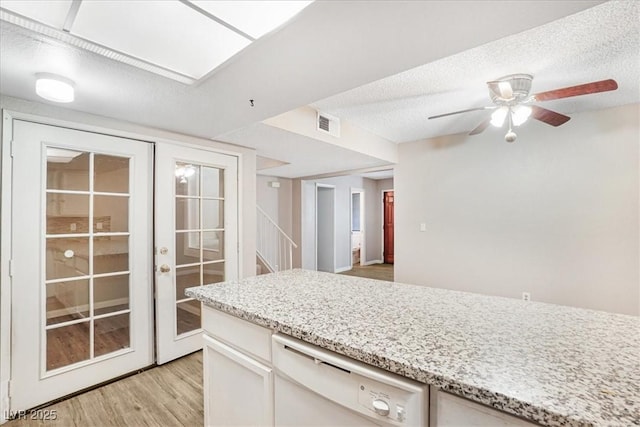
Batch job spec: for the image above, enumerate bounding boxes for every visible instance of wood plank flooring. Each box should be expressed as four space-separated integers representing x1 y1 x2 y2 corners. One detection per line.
339 263 394 282
6 352 203 427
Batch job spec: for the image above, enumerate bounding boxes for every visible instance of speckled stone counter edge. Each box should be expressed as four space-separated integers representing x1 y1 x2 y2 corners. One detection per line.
186 293 596 427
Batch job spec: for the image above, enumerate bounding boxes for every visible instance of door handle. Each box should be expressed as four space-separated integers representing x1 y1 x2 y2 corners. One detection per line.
159 264 171 273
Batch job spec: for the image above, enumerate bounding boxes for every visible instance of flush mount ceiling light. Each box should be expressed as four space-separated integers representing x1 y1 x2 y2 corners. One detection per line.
35 73 75 103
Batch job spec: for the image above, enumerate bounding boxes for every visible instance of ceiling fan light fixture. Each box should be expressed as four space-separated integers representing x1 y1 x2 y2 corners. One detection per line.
488 74 533 103
35 73 75 103
511 105 532 126
498 81 513 99
490 107 508 127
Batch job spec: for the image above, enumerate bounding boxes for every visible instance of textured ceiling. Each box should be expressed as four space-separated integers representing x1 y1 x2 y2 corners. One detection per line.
0 1 607 176
313 1 640 144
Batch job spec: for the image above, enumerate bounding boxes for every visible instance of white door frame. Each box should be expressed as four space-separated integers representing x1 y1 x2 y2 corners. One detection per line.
349 187 365 269
314 184 336 273
1 112 14 422
0 110 245 421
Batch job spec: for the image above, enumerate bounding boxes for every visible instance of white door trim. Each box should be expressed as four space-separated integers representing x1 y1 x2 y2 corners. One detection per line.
1 112 14 423
349 187 365 269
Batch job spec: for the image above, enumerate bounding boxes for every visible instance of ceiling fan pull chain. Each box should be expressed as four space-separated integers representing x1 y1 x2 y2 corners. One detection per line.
505 110 517 143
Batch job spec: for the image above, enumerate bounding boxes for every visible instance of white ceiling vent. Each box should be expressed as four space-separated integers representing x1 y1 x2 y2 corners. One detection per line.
316 111 340 138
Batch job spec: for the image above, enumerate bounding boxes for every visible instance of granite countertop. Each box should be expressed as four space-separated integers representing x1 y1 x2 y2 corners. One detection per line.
186 269 640 427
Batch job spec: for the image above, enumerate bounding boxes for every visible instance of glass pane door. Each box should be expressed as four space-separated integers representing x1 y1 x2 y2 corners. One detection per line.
10 120 153 411
45 150 132 371
155 143 238 364
175 163 226 335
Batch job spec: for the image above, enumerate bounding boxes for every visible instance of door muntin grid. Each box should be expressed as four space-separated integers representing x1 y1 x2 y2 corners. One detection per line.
174 162 225 337
43 147 133 374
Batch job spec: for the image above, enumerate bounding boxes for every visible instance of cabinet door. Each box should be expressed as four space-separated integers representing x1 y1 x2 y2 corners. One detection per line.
203 335 274 427
431 389 538 427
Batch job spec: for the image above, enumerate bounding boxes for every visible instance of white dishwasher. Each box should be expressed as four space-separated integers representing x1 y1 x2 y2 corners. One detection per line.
272 334 428 426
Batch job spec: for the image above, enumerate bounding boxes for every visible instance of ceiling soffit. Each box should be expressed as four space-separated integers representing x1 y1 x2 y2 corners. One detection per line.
0 0 312 84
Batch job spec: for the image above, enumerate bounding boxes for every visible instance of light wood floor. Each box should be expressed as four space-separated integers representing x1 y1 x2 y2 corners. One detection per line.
6 352 203 427
340 263 394 282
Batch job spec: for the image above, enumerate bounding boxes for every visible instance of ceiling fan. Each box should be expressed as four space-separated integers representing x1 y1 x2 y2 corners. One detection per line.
428 74 618 142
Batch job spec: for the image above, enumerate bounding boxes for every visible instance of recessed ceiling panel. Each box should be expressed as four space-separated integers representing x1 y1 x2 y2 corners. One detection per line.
0 0 72 29
189 0 313 39
71 0 251 79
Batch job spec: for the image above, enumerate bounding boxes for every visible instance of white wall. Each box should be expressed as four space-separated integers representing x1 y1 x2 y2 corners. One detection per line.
299 175 390 271
256 175 293 236
395 104 639 316
292 179 302 268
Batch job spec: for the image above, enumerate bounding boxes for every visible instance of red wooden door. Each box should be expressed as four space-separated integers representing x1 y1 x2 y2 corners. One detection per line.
383 191 394 264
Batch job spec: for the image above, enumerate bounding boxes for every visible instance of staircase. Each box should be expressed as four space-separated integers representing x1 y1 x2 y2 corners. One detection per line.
256 206 297 273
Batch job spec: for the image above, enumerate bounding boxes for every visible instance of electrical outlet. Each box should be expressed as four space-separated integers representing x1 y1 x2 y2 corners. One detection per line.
419 223 427 232
70 222 77 231
96 222 103 230
522 292 531 301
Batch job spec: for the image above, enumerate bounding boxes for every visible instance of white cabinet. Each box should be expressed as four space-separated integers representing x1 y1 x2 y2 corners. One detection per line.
203 335 274 427
431 388 539 427
202 306 274 427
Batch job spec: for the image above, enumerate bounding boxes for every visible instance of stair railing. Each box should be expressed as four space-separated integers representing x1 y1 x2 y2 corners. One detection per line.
256 206 297 272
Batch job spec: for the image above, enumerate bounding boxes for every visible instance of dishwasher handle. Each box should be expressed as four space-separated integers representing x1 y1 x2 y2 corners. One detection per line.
272 333 425 393
283 344 352 374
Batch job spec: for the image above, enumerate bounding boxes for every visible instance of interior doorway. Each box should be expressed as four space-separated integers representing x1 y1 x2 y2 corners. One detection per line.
315 184 336 273
350 188 365 268
383 190 394 264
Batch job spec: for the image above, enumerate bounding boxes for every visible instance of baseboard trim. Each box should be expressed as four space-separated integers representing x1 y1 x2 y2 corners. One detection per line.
334 266 352 273
363 260 383 266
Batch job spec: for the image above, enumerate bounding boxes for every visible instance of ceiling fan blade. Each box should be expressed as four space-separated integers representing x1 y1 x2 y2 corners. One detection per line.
533 79 618 102
428 106 495 120
469 118 491 135
530 105 571 127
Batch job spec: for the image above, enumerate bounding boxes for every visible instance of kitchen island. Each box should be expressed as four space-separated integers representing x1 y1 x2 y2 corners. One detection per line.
186 269 639 427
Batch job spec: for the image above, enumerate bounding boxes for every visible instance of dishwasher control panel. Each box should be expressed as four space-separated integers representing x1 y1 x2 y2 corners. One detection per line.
273 333 427 426
358 379 414 423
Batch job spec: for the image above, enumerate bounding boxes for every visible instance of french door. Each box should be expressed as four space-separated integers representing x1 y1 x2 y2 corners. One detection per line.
8 121 239 410
155 142 238 364
10 120 154 410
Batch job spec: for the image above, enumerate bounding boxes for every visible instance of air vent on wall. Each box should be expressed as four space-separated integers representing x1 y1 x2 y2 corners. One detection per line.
316 111 341 138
